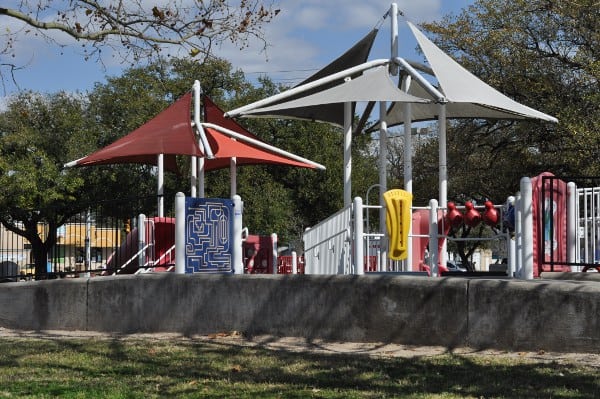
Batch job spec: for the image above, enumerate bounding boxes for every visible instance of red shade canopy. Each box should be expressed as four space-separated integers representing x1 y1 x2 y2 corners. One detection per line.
203 96 318 170
70 92 201 172
67 92 319 172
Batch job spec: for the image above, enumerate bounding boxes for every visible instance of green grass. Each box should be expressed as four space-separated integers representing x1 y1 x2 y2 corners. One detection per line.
0 337 597 398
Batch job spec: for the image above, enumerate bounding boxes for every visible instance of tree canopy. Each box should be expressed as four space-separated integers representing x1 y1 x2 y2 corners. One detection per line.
408 0 599 204
0 57 379 275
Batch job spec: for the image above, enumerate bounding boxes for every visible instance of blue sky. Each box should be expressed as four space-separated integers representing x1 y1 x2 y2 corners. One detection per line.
1 1 473 101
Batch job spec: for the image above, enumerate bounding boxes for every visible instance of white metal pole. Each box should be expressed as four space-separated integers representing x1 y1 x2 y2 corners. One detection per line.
230 157 237 198
403 97 413 271
201 123 326 170
428 199 439 277
394 57 446 102
157 153 164 217
520 177 534 279
292 251 298 274
438 104 447 207
515 193 523 277
193 80 214 159
354 196 365 275
508 233 516 278
198 157 205 198
378 101 388 269
233 195 243 274
402 76 413 194
175 192 186 274
271 233 278 274
567 182 578 270
344 80 353 208
225 60 389 118
138 213 146 269
438 104 447 269
390 3 399 76
190 156 197 198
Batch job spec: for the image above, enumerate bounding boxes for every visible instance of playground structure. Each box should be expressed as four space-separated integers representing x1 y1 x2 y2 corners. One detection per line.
5 4 598 281
303 173 600 278
95 171 595 279
17 169 592 280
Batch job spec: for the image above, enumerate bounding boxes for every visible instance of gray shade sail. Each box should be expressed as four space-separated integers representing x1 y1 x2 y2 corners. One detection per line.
381 22 557 126
226 29 380 126
238 66 430 118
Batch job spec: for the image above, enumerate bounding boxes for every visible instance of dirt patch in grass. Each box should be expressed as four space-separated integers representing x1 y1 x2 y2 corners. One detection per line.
1 327 598 369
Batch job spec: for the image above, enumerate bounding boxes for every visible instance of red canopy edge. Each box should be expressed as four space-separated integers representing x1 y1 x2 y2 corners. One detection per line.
70 92 202 172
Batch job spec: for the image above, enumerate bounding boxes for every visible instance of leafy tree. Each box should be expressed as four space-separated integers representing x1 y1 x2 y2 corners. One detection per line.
0 0 279 91
414 0 600 203
396 0 600 268
0 56 379 276
0 92 93 277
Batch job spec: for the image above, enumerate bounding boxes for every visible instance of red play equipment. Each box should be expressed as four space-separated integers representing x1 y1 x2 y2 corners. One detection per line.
104 217 175 275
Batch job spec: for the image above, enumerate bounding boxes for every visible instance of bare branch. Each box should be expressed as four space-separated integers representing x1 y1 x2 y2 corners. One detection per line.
0 1 280 88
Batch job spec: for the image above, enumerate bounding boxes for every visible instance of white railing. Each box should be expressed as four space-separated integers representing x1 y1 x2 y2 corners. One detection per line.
576 186 600 268
303 204 353 275
301 177 600 278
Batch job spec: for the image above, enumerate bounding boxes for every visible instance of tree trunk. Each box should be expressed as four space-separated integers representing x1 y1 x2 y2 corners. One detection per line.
22 220 58 279
32 244 49 279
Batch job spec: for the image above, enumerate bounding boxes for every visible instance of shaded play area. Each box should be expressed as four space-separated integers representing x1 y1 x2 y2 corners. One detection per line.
2 2 599 281
1 2 599 358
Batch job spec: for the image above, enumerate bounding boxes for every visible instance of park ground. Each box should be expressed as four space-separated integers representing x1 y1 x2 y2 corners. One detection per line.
1 327 599 367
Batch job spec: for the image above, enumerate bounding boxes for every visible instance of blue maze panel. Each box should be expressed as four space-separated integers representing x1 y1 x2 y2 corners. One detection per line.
184 197 234 273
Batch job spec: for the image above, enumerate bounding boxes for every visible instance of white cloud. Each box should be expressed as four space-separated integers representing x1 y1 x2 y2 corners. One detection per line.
1 0 468 94
219 0 449 85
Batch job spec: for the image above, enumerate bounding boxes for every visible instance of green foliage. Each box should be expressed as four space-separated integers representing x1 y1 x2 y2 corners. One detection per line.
0 56 379 268
0 92 88 214
412 0 600 203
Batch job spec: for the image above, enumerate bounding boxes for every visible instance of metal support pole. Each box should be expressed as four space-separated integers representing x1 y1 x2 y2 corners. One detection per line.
270 233 278 275
378 101 388 269
233 195 243 274
354 196 365 275
344 94 353 208
292 251 298 274
190 156 197 198
138 213 146 270
157 153 164 217
438 105 447 270
175 192 186 274
403 101 413 271
198 157 205 198
520 177 534 279
230 157 237 197
389 3 399 76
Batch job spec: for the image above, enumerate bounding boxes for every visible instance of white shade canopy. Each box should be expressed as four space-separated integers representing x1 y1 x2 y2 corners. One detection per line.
233 65 430 121
382 22 558 125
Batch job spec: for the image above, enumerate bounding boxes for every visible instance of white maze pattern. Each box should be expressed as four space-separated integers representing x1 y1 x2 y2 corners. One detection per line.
185 198 233 273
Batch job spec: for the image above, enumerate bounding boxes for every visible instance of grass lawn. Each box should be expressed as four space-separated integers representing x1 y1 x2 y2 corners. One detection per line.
0 335 598 398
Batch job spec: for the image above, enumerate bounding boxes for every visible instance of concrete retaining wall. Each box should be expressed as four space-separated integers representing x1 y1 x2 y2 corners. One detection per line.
1 274 598 353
